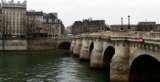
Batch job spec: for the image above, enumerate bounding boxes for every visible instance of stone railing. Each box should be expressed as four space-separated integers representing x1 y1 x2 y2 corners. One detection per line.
72 32 160 45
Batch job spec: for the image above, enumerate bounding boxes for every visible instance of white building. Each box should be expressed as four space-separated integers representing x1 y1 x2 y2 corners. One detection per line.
1 0 27 37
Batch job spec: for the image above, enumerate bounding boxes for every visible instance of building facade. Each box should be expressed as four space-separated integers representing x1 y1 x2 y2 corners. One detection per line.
155 24 160 31
71 21 83 35
0 0 64 39
136 22 156 31
71 19 109 35
26 11 43 37
1 0 27 38
110 24 137 32
110 21 160 32
26 12 65 38
41 13 64 38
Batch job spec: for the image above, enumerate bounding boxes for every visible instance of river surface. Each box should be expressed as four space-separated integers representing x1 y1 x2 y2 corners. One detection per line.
0 50 108 82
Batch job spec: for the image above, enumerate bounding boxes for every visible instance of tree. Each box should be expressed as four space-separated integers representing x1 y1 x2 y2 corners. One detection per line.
26 16 37 39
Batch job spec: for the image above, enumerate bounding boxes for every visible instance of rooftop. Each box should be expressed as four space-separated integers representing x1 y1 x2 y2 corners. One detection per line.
1 0 27 8
27 11 43 16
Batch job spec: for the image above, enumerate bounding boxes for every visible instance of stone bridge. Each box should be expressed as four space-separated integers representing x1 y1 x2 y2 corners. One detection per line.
69 32 160 82
56 35 72 49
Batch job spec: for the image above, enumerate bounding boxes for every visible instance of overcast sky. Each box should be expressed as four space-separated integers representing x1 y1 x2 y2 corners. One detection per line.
6 0 160 26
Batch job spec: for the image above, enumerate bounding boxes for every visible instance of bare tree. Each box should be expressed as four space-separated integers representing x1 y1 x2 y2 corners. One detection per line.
25 16 37 39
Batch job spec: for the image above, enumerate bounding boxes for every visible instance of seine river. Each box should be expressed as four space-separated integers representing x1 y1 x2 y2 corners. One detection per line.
0 50 108 82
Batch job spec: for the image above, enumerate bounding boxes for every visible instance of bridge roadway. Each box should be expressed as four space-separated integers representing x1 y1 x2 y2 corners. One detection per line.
58 31 160 82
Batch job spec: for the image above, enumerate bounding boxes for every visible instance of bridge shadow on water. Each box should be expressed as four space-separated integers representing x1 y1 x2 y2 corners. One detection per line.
89 42 94 57
103 46 115 82
58 42 71 50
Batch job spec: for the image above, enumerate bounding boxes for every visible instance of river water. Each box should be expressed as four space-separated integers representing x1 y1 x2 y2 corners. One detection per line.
0 50 108 82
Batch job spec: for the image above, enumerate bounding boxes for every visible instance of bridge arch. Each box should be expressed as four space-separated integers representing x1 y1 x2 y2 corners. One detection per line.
129 49 160 66
58 42 71 50
129 55 160 82
103 46 115 64
89 42 94 56
102 45 115 81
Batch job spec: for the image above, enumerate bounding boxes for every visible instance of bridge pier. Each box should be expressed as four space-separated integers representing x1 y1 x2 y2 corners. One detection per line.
80 39 90 60
70 40 76 52
73 39 82 56
110 42 129 82
90 39 103 68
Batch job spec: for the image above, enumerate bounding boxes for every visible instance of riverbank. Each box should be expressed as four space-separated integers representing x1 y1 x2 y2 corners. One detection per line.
0 39 59 51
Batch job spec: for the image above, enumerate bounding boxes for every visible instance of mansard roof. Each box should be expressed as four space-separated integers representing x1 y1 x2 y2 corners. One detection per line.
27 11 43 16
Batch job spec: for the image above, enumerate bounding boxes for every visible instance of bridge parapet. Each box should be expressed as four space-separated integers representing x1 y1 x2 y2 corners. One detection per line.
71 32 160 45
81 31 160 38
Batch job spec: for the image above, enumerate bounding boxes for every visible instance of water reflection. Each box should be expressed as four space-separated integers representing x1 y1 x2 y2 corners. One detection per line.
0 51 107 82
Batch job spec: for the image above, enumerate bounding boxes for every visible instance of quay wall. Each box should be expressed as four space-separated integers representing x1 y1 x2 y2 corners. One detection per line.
0 40 27 50
0 39 58 51
28 39 57 50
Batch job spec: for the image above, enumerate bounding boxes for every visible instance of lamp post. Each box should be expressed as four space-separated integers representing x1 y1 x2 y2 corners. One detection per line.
121 17 124 31
128 15 131 30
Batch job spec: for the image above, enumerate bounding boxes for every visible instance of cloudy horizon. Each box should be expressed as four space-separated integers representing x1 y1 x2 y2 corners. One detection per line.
2 0 160 26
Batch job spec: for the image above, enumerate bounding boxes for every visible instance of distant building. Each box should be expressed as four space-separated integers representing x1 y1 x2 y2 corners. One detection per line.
26 11 43 36
155 24 160 32
40 22 64 37
110 21 160 32
41 13 65 37
137 22 156 31
1 0 27 37
71 19 109 35
26 11 65 38
65 25 72 34
83 20 108 32
71 21 83 35
110 24 137 32
43 13 58 24
0 0 65 39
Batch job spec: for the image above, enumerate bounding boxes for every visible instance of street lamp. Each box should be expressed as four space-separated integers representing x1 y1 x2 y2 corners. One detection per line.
120 17 124 31
128 15 131 30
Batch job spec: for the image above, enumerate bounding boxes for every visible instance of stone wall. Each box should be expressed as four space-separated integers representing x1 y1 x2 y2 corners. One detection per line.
28 39 57 50
0 39 58 51
0 40 27 50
